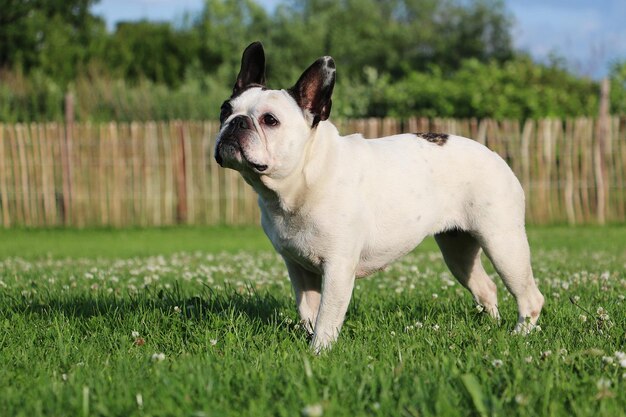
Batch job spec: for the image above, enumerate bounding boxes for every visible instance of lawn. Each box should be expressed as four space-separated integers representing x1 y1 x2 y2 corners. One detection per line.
0 226 625 417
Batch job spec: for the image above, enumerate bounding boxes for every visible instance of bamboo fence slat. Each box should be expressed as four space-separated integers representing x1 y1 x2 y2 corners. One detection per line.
0 125 9 227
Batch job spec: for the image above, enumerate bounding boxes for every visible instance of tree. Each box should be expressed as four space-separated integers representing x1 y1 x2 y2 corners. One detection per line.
0 0 106 83
194 0 271 82
104 21 200 87
609 60 626 115
266 0 514 83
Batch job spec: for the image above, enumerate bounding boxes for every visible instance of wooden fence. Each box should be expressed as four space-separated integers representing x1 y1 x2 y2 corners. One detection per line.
0 117 624 227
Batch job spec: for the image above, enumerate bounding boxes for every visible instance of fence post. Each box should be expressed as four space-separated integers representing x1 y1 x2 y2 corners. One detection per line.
0 124 9 227
175 122 188 223
595 79 610 224
61 92 75 225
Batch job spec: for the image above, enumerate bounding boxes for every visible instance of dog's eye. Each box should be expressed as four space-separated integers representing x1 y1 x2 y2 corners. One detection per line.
262 113 279 127
220 103 232 124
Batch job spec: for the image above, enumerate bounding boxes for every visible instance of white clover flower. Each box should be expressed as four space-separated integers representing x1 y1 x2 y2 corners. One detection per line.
579 314 587 322
302 403 323 417
602 356 614 365
432 324 440 331
210 339 218 346
596 307 610 321
431 293 439 299
151 353 166 362
541 350 552 359
524 356 533 363
515 394 528 405
131 331 140 338
173 306 181 313
596 378 611 390
492 359 503 368
415 321 423 329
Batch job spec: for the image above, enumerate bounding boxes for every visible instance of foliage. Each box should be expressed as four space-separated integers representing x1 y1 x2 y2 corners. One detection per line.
610 60 626 114
0 0 106 84
0 0 623 121
0 226 625 416
366 56 600 119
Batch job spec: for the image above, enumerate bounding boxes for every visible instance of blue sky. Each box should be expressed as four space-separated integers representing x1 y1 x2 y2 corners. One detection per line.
92 0 626 79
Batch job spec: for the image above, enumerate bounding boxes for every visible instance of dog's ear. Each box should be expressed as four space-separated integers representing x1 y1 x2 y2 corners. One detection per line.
289 56 336 127
233 42 266 96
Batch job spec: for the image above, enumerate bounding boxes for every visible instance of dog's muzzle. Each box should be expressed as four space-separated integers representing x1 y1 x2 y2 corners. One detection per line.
215 115 267 172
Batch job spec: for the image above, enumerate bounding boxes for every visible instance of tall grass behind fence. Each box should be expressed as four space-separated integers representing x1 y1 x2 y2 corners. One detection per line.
0 117 624 227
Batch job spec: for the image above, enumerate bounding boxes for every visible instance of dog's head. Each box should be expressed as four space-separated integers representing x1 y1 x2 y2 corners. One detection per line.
214 42 336 178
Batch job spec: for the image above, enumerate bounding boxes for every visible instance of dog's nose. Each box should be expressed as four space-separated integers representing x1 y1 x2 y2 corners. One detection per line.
231 115 253 131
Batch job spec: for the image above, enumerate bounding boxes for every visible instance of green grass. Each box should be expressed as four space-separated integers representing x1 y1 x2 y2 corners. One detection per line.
0 226 272 259
1 226 625 417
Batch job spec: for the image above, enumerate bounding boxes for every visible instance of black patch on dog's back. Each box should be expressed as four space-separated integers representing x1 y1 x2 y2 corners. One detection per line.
414 132 449 146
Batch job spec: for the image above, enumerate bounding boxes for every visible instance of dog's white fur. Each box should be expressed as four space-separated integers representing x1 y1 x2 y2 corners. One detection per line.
215 44 544 352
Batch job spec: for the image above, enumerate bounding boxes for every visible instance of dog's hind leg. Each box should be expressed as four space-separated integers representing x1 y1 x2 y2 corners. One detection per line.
434 230 500 320
476 227 544 334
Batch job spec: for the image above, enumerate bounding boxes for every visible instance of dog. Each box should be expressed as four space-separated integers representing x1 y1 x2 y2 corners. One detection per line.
215 42 544 352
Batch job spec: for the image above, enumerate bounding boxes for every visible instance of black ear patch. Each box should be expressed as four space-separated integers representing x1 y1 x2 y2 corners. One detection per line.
414 132 449 146
288 56 336 127
233 42 266 97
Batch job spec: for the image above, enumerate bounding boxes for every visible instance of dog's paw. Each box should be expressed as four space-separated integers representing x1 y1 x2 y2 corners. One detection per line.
512 317 540 335
477 303 501 323
301 319 315 337
310 335 335 355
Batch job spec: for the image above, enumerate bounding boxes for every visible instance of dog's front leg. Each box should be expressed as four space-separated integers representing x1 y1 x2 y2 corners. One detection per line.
284 259 322 336
311 260 356 353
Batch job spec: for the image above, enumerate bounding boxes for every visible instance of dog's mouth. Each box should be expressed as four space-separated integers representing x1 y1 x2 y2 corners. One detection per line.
216 140 268 173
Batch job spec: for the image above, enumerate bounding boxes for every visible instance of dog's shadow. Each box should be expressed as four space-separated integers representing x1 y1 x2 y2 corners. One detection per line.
8 283 495 342
9 283 293 328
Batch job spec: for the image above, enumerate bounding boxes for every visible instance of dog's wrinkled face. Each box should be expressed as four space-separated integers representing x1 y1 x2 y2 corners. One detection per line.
215 87 309 176
215 42 335 179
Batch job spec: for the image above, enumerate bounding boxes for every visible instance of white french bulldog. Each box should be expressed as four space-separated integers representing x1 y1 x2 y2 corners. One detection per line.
215 42 544 352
